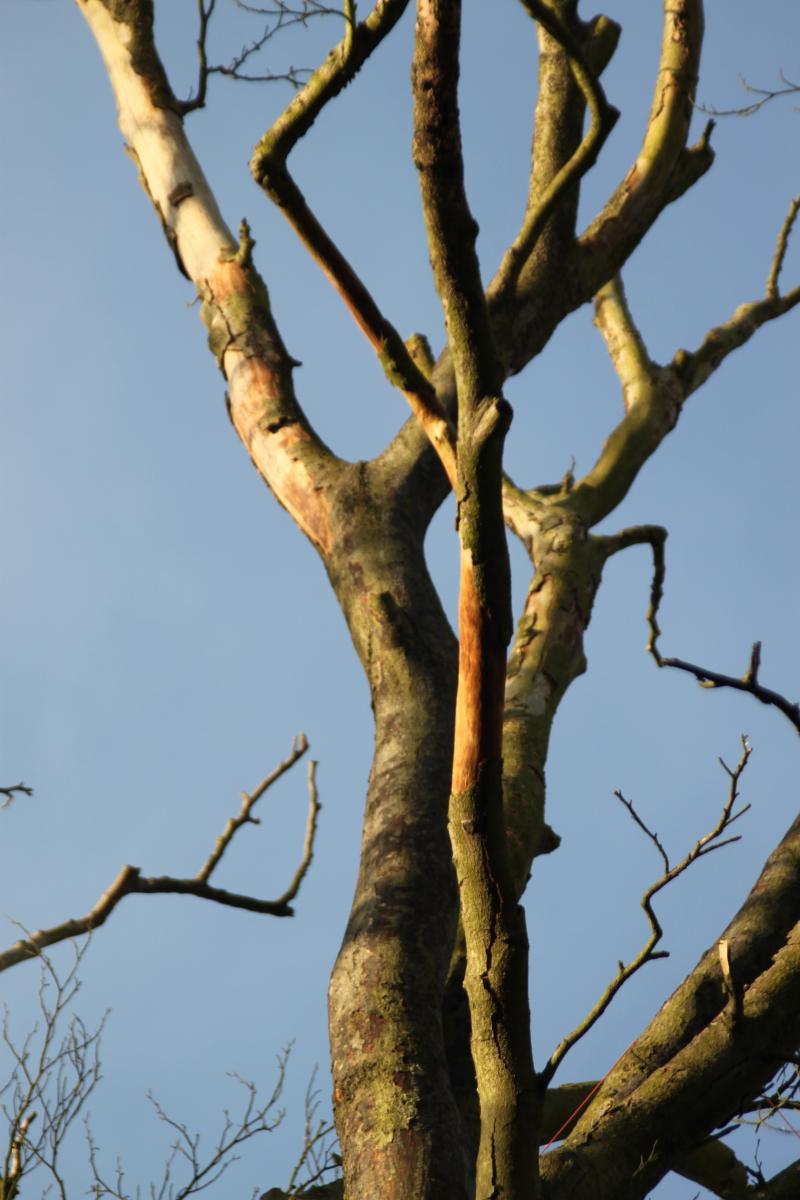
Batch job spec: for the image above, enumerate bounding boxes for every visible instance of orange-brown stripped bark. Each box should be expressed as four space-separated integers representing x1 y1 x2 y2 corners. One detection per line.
451 552 507 795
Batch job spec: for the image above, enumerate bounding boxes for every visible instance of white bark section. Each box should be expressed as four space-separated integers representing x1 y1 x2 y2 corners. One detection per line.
78 1 236 281
76 1 336 555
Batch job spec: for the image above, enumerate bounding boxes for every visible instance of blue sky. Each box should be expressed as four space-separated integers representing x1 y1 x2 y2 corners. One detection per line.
1 3 799 1196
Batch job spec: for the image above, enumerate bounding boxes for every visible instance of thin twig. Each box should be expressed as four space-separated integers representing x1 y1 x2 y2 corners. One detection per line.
283 1066 339 1197
245 1 457 483
697 70 800 119
541 738 752 1085
629 529 800 735
196 732 309 882
178 0 340 114
491 1 619 299
260 167 458 487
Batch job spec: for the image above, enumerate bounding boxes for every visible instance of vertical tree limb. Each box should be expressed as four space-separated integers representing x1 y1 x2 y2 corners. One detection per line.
413 4 539 1196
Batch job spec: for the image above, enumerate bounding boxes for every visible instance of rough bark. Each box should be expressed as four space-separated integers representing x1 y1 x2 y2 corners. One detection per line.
323 466 469 1199
68 2 800 1198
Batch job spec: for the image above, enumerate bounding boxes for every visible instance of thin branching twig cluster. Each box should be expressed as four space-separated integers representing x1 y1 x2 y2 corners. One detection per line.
280 1069 340 1198
0 940 104 1199
87 1055 289 1200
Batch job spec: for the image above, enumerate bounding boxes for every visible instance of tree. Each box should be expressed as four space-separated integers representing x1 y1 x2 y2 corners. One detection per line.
2 2 799 1198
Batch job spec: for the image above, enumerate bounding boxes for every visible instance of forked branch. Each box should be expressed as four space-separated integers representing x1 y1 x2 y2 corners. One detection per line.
541 737 752 1085
672 193 800 395
657 642 800 737
640 531 800 736
571 191 800 529
178 0 341 114
256 165 458 486
196 732 310 881
699 70 800 120
89 1056 289 1199
0 736 320 975
177 0 216 113
767 194 800 299
249 0 457 485
0 784 33 810
491 1 619 300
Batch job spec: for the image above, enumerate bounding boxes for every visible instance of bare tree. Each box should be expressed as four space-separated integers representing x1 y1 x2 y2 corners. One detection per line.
4 2 800 1198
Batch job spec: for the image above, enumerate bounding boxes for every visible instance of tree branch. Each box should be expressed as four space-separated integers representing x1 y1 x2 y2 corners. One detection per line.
637 529 800 735
569 189 800 529
671 193 800 397
196 732 309 881
577 0 708 294
754 1160 800 1199
412 0 502 401
0 783 33 810
247 0 457 486
1 941 105 1199
562 273 681 526
254 163 458 487
673 1138 754 1199
89 1058 287 1199
657 642 800 736
767 194 800 299
0 736 319 974
592 274 657 411
176 0 216 114
178 0 346 115
79 1 339 557
251 0 409 168
541 737 752 1086
490 1 619 302
413 4 539 1196
699 70 800 120
541 786 800 1200
543 908 800 1198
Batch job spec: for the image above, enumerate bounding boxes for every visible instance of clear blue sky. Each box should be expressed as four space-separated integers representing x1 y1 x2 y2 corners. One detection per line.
1 3 798 1196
